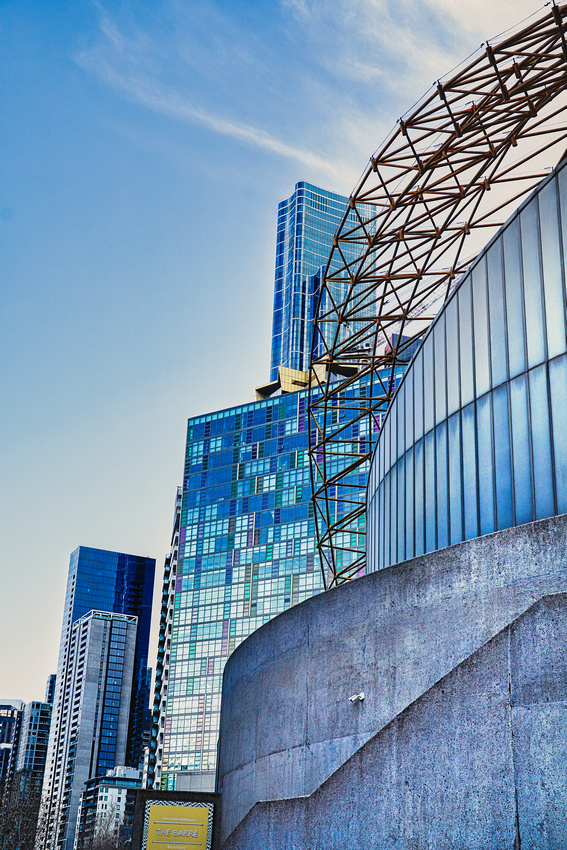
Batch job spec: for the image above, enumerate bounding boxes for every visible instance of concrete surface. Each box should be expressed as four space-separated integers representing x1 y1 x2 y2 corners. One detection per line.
223 593 567 849
218 513 567 843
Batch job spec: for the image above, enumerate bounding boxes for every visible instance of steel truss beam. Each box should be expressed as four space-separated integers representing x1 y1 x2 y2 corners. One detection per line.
309 3 567 589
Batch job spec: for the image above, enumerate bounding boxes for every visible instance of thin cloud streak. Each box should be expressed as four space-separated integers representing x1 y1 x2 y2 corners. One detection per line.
75 15 351 183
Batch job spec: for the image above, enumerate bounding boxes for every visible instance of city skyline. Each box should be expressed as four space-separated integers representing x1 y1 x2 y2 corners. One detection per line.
0 0 542 703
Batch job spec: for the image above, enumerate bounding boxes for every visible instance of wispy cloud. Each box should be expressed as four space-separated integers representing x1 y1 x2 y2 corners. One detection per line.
75 0 546 194
75 10 350 182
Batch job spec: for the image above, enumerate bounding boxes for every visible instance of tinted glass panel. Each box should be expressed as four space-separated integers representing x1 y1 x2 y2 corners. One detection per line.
405 446 415 560
462 402 479 540
423 336 435 435
529 364 555 520
414 438 425 557
549 354 567 515
487 239 508 388
503 219 526 379
424 431 436 552
459 277 475 405
448 412 463 544
539 179 567 359
521 201 546 369
445 296 460 416
477 393 495 536
492 384 513 531
413 350 424 443
397 458 405 563
434 313 447 425
436 422 449 550
473 259 491 397
509 374 533 525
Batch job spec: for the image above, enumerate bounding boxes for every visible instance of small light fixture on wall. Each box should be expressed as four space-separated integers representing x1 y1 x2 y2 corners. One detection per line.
349 692 365 703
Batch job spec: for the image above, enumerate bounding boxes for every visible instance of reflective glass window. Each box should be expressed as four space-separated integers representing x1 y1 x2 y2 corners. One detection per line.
510 374 533 525
520 201 546 369
404 367 414 453
397 381 406 461
390 465 397 564
473 259 491 397
476 393 495 536
434 312 447 425
423 335 435 435
529 364 555 520
405 446 415 560
445 296 460 416
462 402 479 541
413 349 425 443
459 277 475 405
436 422 449 550
448 412 463 545
503 219 526 379
487 238 508 388
414 438 425 557
397 457 405 563
549 353 567 515
492 384 513 531
424 431 436 552
539 179 567 359
383 472 391 568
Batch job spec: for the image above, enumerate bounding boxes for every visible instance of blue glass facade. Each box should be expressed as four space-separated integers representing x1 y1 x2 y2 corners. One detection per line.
63 547 155 768
270 183 370 380
162 371 395 788
367 161 567 571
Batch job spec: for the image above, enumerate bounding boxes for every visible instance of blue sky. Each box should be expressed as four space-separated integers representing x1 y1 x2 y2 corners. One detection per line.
1 0 540 700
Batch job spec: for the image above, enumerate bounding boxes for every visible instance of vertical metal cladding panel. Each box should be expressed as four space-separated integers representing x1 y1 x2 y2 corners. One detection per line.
366 164 567 572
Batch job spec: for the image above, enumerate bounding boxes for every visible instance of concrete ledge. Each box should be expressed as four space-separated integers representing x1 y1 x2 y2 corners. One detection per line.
218 513 567 842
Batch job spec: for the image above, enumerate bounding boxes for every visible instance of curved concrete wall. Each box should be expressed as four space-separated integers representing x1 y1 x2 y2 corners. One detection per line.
367 162 567 572
217 511 567 843
224 592 567 850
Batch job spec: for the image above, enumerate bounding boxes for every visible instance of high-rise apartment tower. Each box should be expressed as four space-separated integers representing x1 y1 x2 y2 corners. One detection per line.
40 547 154 850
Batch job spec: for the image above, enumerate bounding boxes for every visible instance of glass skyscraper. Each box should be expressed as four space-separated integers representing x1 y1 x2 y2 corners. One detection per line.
270 183 374 380
153 182 388 792
40 547 155 850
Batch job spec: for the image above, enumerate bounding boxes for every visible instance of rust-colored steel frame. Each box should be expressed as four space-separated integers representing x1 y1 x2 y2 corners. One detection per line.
309 3 567 589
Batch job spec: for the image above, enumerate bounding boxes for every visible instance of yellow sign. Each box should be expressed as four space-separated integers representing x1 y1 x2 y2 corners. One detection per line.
146 804 210 850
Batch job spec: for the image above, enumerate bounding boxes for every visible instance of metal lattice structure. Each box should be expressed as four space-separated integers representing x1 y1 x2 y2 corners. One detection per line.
309 3 567 589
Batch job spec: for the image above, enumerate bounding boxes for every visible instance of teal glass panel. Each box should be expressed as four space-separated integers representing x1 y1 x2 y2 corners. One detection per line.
539 179 567 359
434 312 447 425
502 219 526 379
413 349 425 443
404 367 414 453
472 259 491 397
521 200 546 369
397 457 405 563
390 463 398 564
425 430 436 552
436 422 449 550
528 364 555 519
462 402 479 541
445 296 460 416
459 277 475 405
487 238 508 388
448 412 463 545
397 380 406 460
492 384 513 531
405 446 415 560
477 393 495 536
423 335 435 435
509 373 534 526
414 438 425 557
549 353 567 515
